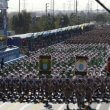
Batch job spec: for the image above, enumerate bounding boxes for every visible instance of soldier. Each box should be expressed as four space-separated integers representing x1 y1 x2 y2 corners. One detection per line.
9 74 14 94
106 77 110 99
1 74 8 101
31 75 37 96
100 76 108 101
1 58 4 69
2 73 7 93
106 57 110 76
74 77 84 109
63 78 73 106
85 76 94 105
17 74 24 102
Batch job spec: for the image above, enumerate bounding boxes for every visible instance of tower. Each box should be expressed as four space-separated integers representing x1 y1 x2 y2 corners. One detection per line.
0 0 21 64
90 0 93 13
74 0 76 13
53 0 54 17
87 0 90 14
50 0 54 17
23 0 25 10
76 0 78 16
0 0 8 37
63 2 65 13
97 2 99 14
68 0 71 11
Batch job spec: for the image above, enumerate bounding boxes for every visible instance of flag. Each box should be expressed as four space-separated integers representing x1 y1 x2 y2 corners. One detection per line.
39 55 51 76
75 56 88 76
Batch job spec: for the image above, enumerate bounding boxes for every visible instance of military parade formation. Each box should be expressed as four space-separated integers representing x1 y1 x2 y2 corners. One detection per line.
0 0 110 110
0 26 110 109
0 75 110 109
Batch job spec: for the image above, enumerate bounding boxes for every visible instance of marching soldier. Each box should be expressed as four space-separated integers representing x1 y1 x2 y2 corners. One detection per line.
1 58 4 69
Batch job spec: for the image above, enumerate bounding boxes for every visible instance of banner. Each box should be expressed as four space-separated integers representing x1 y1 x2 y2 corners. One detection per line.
106 57 110 74
39 55 51 76
75 56 88 76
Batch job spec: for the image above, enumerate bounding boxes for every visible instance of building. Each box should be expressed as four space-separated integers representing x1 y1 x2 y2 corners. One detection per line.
0 0 22 64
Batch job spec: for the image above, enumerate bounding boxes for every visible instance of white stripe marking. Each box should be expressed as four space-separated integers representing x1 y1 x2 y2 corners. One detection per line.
71 104 78 109
0 103 9 109
19 104 32 110
57 104 65 110
109 104 110 110
96 104 101 110
74 104 78 109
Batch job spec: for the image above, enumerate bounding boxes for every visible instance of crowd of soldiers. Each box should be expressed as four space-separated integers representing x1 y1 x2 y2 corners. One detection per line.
0 74 110 107
1 43 108 79
65 28 110 44
0 27 110 110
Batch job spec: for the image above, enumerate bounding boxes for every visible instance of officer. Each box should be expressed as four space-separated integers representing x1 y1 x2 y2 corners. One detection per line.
18 74 23 94
9 74 14 93
31 75 37 95
1 58 4 69
1 73 7 101
75 77 86 109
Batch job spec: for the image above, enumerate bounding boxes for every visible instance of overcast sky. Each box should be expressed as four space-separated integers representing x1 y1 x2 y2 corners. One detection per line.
8 0 109 12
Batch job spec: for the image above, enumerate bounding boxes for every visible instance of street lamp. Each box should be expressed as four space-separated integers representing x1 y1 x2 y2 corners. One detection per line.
53 0 54 17
19 0 20 13
76 0 78 16
46 3 49 16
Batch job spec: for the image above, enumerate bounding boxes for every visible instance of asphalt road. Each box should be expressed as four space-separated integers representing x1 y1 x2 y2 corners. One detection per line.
0 102 109 110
